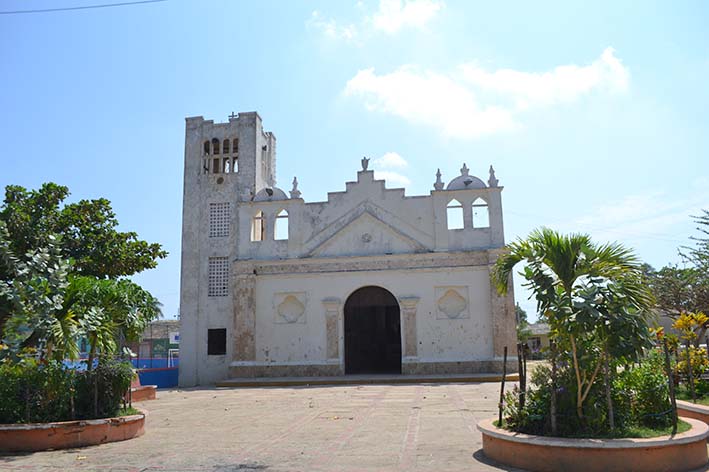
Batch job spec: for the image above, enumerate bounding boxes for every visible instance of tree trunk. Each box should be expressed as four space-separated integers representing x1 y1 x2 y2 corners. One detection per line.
87 336 97 371
570 335 584 420
686 340 696 403
663 338 678 435
550 341 558 435
603 350 614 431
93 372 98 418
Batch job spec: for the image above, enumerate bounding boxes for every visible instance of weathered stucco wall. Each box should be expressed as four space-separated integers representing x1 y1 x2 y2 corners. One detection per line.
247 266 492 365
179 112 516 386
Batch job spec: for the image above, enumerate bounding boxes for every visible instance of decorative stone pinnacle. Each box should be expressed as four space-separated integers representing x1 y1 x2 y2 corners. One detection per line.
433 168 444 191
488 165 499 187
460 163 469 176
290 176 302 199
361 156 370 171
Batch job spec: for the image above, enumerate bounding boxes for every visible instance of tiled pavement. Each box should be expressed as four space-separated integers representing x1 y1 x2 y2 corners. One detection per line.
2 382 708 472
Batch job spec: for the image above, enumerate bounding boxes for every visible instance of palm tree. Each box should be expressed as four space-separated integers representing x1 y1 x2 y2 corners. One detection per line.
67 276 162 369
492 227 654 424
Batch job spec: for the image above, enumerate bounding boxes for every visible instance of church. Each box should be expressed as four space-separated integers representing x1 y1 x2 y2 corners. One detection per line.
178 112 517 386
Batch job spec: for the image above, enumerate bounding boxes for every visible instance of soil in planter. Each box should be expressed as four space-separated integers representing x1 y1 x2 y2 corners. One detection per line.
494 419 692 439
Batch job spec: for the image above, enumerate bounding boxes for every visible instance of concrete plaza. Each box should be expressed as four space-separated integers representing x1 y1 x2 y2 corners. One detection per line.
0 382 523 472
4 382 709 472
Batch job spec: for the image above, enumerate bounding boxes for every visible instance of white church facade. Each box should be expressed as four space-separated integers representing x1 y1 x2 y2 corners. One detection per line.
178 112 517 386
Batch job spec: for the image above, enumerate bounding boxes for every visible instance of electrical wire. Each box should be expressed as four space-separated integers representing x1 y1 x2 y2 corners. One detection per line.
0 0 167 15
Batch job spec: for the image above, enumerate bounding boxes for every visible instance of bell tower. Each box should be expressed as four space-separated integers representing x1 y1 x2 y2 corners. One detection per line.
179 111 276 386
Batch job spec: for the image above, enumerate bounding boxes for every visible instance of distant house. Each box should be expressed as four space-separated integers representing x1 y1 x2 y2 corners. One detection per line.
526 323 550 353
127 319 180 360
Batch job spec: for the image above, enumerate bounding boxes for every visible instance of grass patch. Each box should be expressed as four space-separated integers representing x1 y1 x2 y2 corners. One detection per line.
118 406 142 417
617 420 691 438
675 389 709 406
494 419 692 438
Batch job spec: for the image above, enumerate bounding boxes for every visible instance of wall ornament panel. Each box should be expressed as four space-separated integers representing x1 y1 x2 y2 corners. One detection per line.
435 286 470 319
273 292 307 324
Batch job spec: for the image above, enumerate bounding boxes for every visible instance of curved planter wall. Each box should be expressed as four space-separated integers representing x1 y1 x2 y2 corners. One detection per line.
478 417 709 472
677 400 709 425
0 411 145 452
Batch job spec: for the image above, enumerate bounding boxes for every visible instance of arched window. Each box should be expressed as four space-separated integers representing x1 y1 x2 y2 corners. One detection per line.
232 157 238 173
251 211 265 242
224 159 231 173
203 141 210 155
233 138 239 154
212 138 220 155
275 209 289 240
472 197 490 228
223 139 230 154
446 199 464 230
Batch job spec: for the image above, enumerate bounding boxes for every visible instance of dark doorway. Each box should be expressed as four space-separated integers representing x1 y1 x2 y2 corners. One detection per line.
344 286 402 374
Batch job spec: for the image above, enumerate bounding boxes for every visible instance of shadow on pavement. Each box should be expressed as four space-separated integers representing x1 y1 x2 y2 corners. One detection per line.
472 449 528 472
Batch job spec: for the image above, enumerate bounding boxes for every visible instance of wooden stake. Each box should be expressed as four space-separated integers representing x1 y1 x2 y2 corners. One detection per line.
550 340 558 436
517 343 526 410
664 338 678 435
686 340 696 403
499 346 508 427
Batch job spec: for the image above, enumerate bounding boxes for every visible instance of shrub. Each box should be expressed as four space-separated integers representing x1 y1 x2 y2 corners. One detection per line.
0 358 134 424
675 346 709 388
503 352 673 437
614 350 672 428
75 359 135 419
0 358 73 424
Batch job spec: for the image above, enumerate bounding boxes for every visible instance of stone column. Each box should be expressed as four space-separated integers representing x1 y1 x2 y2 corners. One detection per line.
398 296 420 359
488 250 517 360
233 274 256 362
322 298 341 361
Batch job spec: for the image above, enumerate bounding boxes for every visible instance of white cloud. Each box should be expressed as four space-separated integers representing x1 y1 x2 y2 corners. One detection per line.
307 10 358 42
370 0 443 34
528 191 709 247
371 152 411 187
372 151 409 169
374 170 411 187
460 47 629 110
344 48 629 139
308 0 443 42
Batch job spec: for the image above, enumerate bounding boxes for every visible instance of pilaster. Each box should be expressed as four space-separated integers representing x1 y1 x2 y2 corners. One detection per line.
488 250 517 358
322 297 341 361
399 296 420 359
233 274 256 361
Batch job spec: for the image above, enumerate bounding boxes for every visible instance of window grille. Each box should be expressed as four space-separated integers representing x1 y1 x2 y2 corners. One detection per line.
208 257 229 297
209 202 230 238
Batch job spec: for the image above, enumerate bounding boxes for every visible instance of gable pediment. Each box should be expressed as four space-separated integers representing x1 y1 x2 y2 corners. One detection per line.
304 202 431 257
309 212 424 257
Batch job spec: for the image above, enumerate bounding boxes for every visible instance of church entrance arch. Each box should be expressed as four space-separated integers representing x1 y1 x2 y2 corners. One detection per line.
344 286 402 374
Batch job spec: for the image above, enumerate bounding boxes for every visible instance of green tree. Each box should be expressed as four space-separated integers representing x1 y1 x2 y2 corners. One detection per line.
0 220 162 365
62 276 162 368
682 209 709 271
0 183 167 279
492 228 654 423
515 303 532 342
646 265 709 317
0 223 75 360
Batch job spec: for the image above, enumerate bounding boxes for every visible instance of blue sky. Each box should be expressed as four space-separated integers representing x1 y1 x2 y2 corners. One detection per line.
1 0 708 321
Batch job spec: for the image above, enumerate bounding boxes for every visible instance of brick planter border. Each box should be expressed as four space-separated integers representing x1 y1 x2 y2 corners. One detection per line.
677 400 709 425
478 417 709 472
0 410 146 452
